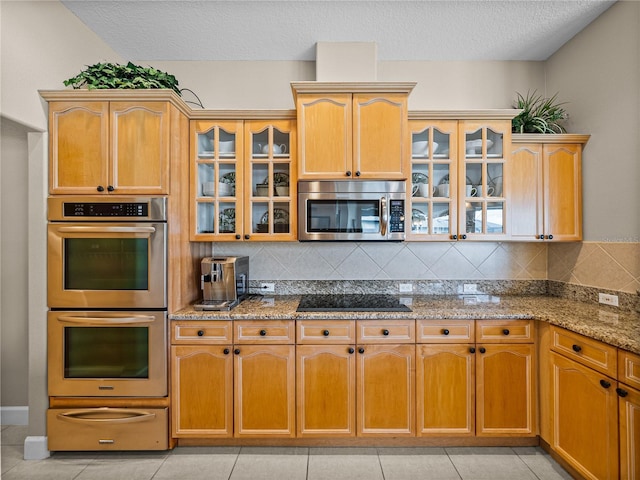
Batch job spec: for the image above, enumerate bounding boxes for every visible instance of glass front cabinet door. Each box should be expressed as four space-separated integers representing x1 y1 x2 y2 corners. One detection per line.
408 120 458 240
458 120 510 240
190 120 244 240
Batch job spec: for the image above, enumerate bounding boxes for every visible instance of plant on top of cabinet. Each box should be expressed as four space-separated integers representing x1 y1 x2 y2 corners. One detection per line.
511 90 568 134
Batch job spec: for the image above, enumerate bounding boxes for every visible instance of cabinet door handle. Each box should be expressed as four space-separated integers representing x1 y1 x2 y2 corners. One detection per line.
346 170 352 177
235 234 241 240
322 330 330 337
382 329 390 336
234 348 241 355
502 329 510 336
244 234 250 240
469 347 476 354
355 171 361 177
479 347 486 354
358 347 365 354
461 234 467 240
197 330 204 336
616 387 628 397
600 379 611 389
451 235 458 240
348 347 355 354
539 234 545 240
96 185 105 192
548 234 554 240
223 348 230 355
107 185 115 192
572 344 582 353
442 329 450 336
259 329 267 336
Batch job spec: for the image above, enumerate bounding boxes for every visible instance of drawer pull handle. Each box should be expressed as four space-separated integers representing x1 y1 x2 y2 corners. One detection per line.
469 347 476 354
442 329 450 336
572 344 582 353
600 379 611 389
358 347 365 354
322 330 330 337
348 347 355 354
58 408 155 424
234 348 241 355
259 329 267 336
616 387 629 397
382 329 390 336
223 348 230 355
502 329 510 336
197 330 204 337
479 347 486 354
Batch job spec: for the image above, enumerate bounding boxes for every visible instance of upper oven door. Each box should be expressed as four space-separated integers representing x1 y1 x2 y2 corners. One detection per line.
48 222 167 309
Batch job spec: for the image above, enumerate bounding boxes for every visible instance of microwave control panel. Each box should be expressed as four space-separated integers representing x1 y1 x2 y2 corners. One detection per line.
63 202 148 217
389 200 405 233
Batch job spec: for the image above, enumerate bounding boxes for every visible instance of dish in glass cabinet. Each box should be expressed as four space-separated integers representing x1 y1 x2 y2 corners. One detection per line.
218 208 235 233
411 208 428 223
465 139 493 154
261 208 289 225
262 172 290 187
412 172 428 184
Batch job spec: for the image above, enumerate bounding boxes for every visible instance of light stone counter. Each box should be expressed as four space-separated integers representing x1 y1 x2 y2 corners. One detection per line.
170 295 640 355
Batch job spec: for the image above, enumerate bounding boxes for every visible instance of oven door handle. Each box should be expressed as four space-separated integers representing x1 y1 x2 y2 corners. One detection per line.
380 196 388 237
57 315 156 325
56 226 156 234
57 408 156 424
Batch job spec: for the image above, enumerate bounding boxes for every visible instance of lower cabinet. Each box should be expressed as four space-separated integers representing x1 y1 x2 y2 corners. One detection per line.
618 383 640 480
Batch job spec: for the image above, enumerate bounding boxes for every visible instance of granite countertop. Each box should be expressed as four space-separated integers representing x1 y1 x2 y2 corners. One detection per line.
170 295 640 355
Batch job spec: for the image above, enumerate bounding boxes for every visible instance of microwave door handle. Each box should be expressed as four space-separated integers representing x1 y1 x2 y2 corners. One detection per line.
57 315 155 325
57 408 156 424
380 196 388 236
57 226 156 234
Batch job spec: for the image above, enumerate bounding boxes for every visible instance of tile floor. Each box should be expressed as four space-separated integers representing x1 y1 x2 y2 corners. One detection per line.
2 425 573 480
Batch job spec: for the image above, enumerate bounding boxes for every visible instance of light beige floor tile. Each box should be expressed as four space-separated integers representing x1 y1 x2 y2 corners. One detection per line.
1 445 25 475
1 425 28 445
379 451 462 480
513 447 573 480
154 453 238 480
307 453 384 480
1 459 88 480
446 447 537 480
74 456 166 480
230 452 308 480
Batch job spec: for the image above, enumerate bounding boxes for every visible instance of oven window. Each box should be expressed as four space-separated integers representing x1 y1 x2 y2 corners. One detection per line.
64 327 149 379
307 200 380 233
64 238 149 290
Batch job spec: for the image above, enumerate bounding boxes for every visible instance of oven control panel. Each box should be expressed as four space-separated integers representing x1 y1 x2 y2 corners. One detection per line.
63 202 149 217
389 199 405 233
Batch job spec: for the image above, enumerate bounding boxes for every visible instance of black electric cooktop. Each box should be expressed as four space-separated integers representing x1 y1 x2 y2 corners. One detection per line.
296 294 412 312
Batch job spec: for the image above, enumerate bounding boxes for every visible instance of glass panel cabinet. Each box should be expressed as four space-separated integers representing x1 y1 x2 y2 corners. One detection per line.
190 118 296 241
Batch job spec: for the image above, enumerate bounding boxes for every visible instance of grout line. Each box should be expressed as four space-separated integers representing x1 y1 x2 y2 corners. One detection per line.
444 447 464 480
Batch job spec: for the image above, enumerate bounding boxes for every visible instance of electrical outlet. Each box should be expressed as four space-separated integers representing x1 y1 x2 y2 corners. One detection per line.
399 283 413 293
599 293 619 307
463 283 478 294
260 283 275 293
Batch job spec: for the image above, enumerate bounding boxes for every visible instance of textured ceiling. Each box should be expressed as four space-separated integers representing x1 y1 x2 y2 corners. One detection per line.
61 0 615 62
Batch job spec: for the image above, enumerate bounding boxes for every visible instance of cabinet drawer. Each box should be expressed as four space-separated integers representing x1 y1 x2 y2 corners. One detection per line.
417 319 475 343
234 320 295 344
619 349 640 391
550 326 617 378
357 320 415 344
476 320 534 343
297 320 355 344
172 321 232 344
47 407 168 451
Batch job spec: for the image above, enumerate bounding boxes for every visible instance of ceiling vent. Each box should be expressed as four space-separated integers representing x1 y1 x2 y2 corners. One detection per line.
315 42 378 82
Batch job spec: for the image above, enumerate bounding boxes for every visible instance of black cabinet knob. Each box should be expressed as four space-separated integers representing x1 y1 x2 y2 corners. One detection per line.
616 387 629 398
539 234 545 240
442 329 450 336
502 329 510 336
197 330 204 337
234 348 241 355
600 379 611 389
355 171 361 177
382 329 390 336
223 348 230 355
461 234 467 240
572 344 582 353
548 234 554 240
452 235 458 240
244 234 250 240
259 329 267 336
107 185 115 192
346 171 352 177
96 185 105 192
348 347 355 354
322 330 330 337
469 347 476 354
235 234 241 240
479 347 486 354
358 347 365 354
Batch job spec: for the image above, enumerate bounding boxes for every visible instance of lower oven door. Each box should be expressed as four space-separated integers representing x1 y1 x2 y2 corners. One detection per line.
47 407 168 451
48 311 167 397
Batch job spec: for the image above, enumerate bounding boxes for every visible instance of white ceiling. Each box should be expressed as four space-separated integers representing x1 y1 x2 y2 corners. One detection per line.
61 0 615 62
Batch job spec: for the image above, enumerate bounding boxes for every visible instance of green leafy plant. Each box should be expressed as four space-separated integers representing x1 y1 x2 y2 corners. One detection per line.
512 90 568 134
63 62 181 95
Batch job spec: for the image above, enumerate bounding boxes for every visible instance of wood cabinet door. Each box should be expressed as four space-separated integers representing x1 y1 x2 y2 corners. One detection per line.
171 345 233 438
353 94 408 179
296 94 352 179
417 344 474 436
234 345 295 437
49 101 109 194
296 345 356 437
619 384 640 480
476 344 536 436
509 143 543 240
550 352 619 480
110 102 170 194
544 144 582 241
357 344 415 436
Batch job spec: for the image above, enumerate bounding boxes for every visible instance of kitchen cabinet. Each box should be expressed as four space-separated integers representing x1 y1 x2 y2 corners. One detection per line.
292 82 414 180
618 350 640 480
48 100 170 195
510 135 590 241
296 320 356 437
170 322 233 438
190 117 297 241
233 320 296 437
549 326 619 479
356 319 415 436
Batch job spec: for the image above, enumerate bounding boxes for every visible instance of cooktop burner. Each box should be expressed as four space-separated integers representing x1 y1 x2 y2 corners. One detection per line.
296 294 411 312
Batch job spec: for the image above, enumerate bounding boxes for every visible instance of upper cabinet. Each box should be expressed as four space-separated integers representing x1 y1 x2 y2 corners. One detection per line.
510 135 590 242
292 82 415 180
47 100 171 195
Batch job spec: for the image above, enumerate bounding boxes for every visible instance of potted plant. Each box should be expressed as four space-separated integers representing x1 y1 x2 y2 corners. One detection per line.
512 90 568 134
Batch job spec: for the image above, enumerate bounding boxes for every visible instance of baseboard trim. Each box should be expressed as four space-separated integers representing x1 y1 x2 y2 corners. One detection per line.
0 406 28 425
24 436 50 460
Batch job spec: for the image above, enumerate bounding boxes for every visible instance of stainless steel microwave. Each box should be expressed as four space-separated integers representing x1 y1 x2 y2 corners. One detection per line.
298 180 406 241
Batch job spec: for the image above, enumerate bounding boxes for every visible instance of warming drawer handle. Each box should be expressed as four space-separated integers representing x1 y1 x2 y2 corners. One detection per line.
57 408 156 424
57 226 156 234
57 315 155 325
